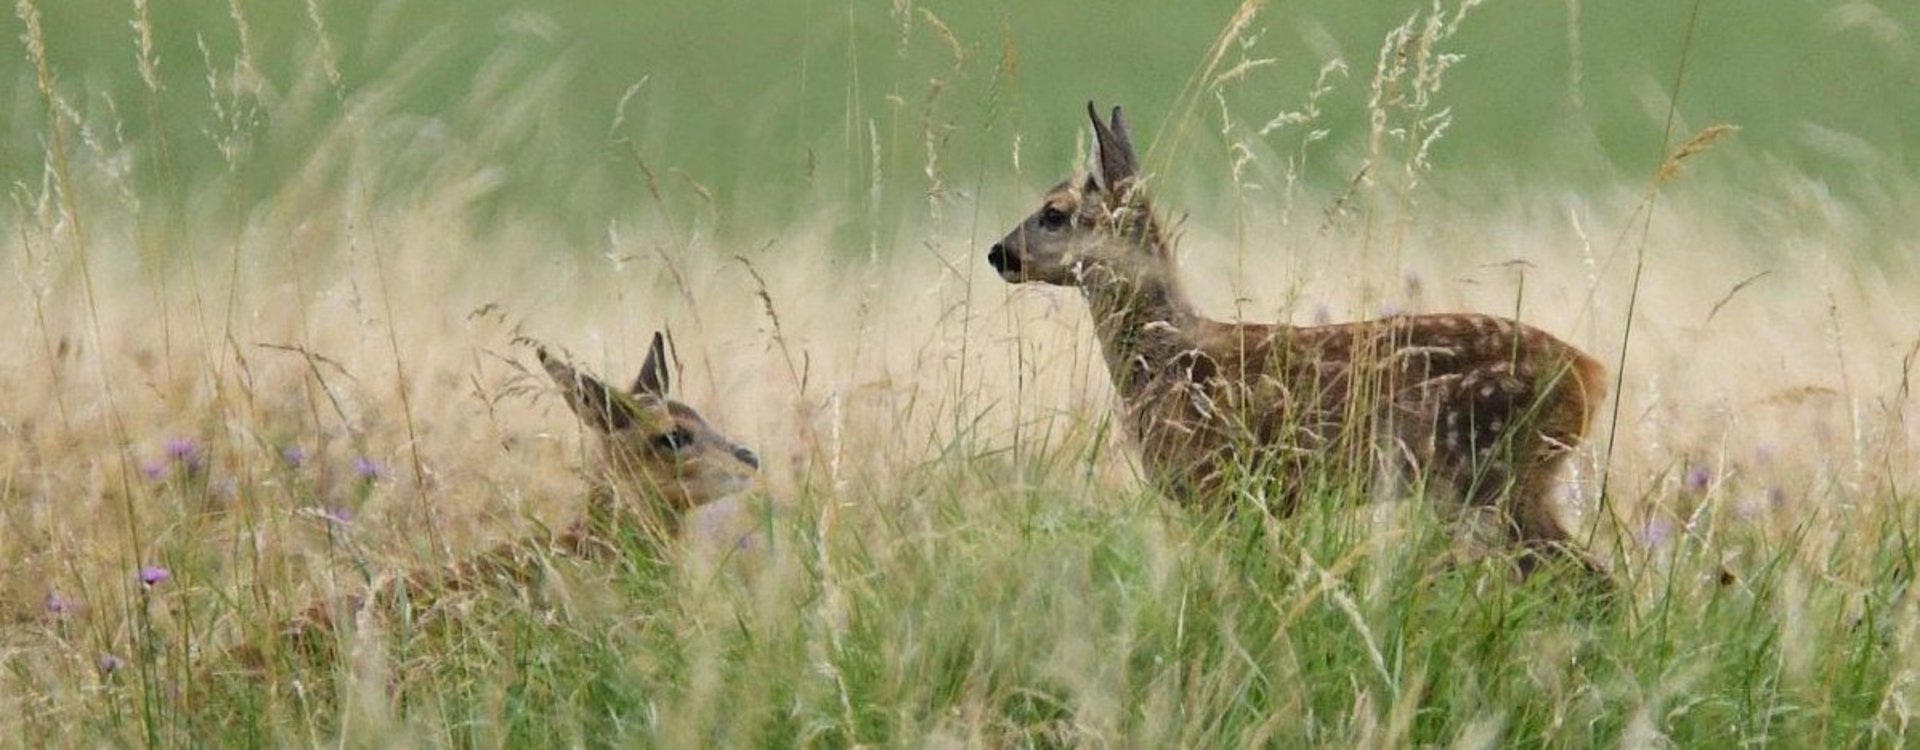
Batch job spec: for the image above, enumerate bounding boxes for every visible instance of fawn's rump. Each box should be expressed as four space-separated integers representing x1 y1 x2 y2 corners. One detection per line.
1361 314 1604 505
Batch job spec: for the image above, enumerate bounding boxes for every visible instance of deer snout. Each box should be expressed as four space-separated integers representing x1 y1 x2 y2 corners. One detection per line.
987 242 1023 278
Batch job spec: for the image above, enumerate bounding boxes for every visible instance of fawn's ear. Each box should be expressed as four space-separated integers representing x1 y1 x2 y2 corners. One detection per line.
1087 101 1138 192
540 348 639 433
631 331 670 396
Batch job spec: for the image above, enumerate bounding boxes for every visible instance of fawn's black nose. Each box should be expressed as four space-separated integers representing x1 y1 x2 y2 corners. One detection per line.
987 243 1020 274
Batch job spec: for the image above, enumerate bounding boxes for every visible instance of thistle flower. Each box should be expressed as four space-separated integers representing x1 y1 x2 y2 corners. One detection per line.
139 565 170 587
282 445 307 468
322 505 355 525
1683 465 1711 494
140 460 168 481
97 653 126 674
44 591 73 616
165 436 203 471
353 456 382 480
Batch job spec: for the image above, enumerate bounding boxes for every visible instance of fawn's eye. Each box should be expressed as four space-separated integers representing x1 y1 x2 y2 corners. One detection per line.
650 426 695 453
1039 206 1069 230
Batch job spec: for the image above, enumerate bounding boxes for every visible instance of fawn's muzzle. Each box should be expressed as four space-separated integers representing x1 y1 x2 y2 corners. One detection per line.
987 242 1022 278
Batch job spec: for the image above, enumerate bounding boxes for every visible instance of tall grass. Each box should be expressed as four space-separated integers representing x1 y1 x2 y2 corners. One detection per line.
3 0 1918 746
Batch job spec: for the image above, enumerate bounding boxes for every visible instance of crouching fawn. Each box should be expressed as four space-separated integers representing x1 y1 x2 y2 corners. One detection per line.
989 103 1608 578
274 332 761 652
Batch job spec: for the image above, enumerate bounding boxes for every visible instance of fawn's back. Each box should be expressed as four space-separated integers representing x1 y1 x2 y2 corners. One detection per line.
1151 314 1605 514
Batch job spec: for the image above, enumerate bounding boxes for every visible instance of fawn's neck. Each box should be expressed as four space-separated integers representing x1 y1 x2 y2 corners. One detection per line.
559 486 680 557
1079 253 1203 401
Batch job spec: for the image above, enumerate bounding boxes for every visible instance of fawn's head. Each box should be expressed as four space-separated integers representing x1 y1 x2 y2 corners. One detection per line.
539 332 759 512
989 102 1165 287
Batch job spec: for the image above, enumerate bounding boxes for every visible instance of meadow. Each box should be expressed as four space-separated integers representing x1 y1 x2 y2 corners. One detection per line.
3 0 1918 746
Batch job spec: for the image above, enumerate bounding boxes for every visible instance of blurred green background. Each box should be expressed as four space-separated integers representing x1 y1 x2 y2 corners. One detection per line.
5 0 1915 243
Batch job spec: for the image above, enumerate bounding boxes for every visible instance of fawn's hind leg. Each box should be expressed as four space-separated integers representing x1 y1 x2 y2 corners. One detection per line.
1503 456 1607 580
1428 446 1605 582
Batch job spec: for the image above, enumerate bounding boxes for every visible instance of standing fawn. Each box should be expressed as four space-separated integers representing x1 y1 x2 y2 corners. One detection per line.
988 103 1609 578
274 332 761 651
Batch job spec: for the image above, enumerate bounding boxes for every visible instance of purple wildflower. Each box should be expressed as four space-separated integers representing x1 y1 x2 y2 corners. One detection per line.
97 653 126 674
45 591 74 616
1684 465 1711 494
352 456 381 480
282 445 307 468
141 460 168 481
139 565 170 587
322 505 355 525
165 436 203 471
